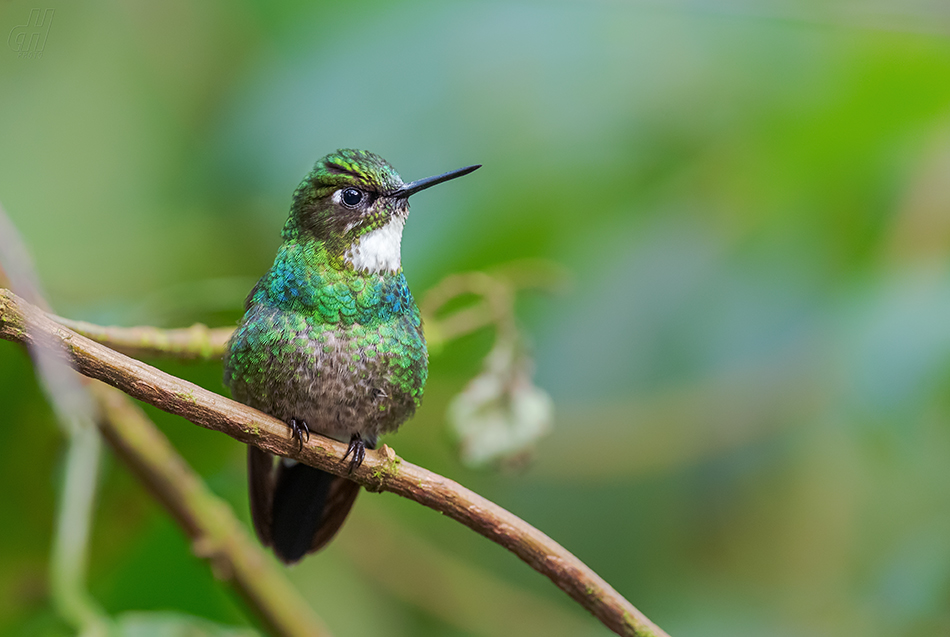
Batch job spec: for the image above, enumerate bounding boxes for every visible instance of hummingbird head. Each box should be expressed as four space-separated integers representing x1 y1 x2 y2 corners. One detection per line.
286 149 480 274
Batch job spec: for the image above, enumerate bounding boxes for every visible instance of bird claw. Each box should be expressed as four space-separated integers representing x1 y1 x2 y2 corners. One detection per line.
289 418 310 450
342 433 366 474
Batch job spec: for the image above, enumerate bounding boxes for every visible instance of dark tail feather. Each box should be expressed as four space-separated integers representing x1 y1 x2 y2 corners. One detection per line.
247 446 276 547
270 461 336 563
247 445 360 564
248 445 361 564
308 475 360 554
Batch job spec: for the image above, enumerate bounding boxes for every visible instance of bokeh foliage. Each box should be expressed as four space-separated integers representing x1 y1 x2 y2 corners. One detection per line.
2 1 950 635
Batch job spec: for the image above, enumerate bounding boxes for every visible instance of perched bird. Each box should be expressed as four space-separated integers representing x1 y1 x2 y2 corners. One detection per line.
223 149 480 564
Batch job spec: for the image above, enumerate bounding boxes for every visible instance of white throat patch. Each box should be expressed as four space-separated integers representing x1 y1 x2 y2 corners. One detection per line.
344 217 405 273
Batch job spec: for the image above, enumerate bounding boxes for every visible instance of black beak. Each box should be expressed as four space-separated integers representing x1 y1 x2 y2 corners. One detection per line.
392 164 481 198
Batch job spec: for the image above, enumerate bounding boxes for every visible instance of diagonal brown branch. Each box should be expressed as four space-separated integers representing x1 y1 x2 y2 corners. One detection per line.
0 288 668 637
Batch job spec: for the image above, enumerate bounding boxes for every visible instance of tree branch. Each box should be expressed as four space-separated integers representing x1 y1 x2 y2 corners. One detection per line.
0 288 668 637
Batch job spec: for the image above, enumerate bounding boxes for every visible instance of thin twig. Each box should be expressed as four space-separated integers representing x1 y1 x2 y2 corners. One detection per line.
421 272 517 348
0 288 669 637
52 260 568 359
53 316 233 360
50 421 110 637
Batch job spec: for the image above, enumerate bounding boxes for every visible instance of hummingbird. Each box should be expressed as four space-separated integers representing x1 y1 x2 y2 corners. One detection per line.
223 149 480 564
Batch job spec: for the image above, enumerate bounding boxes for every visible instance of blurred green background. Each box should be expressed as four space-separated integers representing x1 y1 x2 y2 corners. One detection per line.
3 1 950 635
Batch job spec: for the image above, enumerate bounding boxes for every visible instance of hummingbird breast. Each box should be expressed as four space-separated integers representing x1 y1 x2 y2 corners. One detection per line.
223 245 427 447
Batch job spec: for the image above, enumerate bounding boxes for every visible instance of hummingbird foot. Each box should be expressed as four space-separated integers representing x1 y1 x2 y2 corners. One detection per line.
288 418 310 451
342 433 366 474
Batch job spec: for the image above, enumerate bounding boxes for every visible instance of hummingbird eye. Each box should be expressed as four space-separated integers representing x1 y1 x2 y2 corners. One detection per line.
340 187 364 208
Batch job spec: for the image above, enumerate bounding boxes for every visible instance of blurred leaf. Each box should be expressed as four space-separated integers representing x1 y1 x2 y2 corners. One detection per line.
448 338 552 468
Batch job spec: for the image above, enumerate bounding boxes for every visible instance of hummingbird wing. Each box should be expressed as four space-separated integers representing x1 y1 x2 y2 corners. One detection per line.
257 456 360 564
247 445 276 547
308 476 360 554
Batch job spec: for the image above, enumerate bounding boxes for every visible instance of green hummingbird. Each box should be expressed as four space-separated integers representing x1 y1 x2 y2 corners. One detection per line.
223 149 480 564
